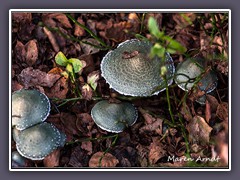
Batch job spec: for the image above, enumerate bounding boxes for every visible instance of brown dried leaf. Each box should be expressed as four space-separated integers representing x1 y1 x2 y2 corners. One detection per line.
81 141 92 155
81 83 93 101
43 27 60 52
80 38 100 55
74 17 86 37
76 113 95 135
45 77 68 99
18 67 61 88
206 94 219 112
68 145 85 167
205 99 211 123
14 40 26 63
25 39 38 66
12 13 32 23
187 115 213 145
139 118 163 135
216 102 228 121
148 137 166 165
60 112 78 141
42 13 72 28
43 149 60 167
180 102 193 121
105 21 132 42
89 152 119 167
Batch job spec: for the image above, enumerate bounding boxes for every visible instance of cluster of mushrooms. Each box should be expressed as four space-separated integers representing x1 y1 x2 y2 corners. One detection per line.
12 89 66 163
90 39 218 133
11 39 218 163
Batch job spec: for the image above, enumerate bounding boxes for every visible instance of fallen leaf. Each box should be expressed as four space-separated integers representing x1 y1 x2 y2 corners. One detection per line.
43 149 60 167
206 94 219 112
180 102 193 121
68 145 86 167
12 13 32 24
216 102 228 121
60 112 79 141
18 67 61 88
25 39 38 66
148 137 166 165
89 152 119 167
14 40 26 63
205 99 211 123
74 17 86 37
87 70 100 91
76 113 95 135
80 38 101 55
81 141 93 155
81 83 93 101
187 115 213 145
43 27 60 52
42 13 72 28
45 77 68 99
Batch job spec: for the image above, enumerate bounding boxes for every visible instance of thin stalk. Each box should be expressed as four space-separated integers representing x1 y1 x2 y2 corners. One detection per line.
42 24 109 50
51 96 103 107
98 134 119 167
140 13 146 34
66 14 111 49
66 134 118 145
178 114 190 157
163 75 175 124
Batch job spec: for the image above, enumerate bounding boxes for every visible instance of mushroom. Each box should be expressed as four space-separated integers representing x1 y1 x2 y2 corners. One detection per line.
12 151 28 167
12 89 51 130
174 57 218 93
101 39 175 97
174 57 218 104
14 122 66 160
91 100 138 133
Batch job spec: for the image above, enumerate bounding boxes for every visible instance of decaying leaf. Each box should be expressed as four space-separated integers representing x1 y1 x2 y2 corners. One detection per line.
148 137 166 165
187 115 213 145
216 102 228 121
180 102 193 121
25 39 38 66
81 83 93 101
43 149 60 167
74 17 86 37
45 76 68 99
81 141 93 155
138 108 163 135
60 112 79 141
18 67 61 88
80 38 101 55
89 152 119 167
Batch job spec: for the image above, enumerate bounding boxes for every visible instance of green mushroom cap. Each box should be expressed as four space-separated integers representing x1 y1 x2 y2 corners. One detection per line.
91 100 138 133
15 122 66 160
101 39 175 97
12 89 51 130
174 58 218 93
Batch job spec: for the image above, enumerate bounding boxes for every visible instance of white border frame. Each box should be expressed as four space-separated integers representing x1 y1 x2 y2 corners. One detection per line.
9 9 231 171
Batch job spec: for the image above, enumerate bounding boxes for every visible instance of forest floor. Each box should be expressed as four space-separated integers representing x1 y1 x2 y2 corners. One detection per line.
11 12 229 168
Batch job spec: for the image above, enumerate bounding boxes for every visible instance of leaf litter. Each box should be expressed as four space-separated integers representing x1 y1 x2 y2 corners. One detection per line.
11 12 229 168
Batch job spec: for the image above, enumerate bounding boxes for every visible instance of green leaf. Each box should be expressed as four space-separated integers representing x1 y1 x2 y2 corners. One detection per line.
55 51 68 66
66 63 75 82
68 58 83 73
150 43 166 59
148 17 164 38
163 36 187 53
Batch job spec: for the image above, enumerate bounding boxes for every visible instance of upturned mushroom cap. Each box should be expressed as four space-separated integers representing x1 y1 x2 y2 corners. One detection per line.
174 58 218 93
101 39 175 97
15 122 66 160
91 100 138 133
12 89 51 130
